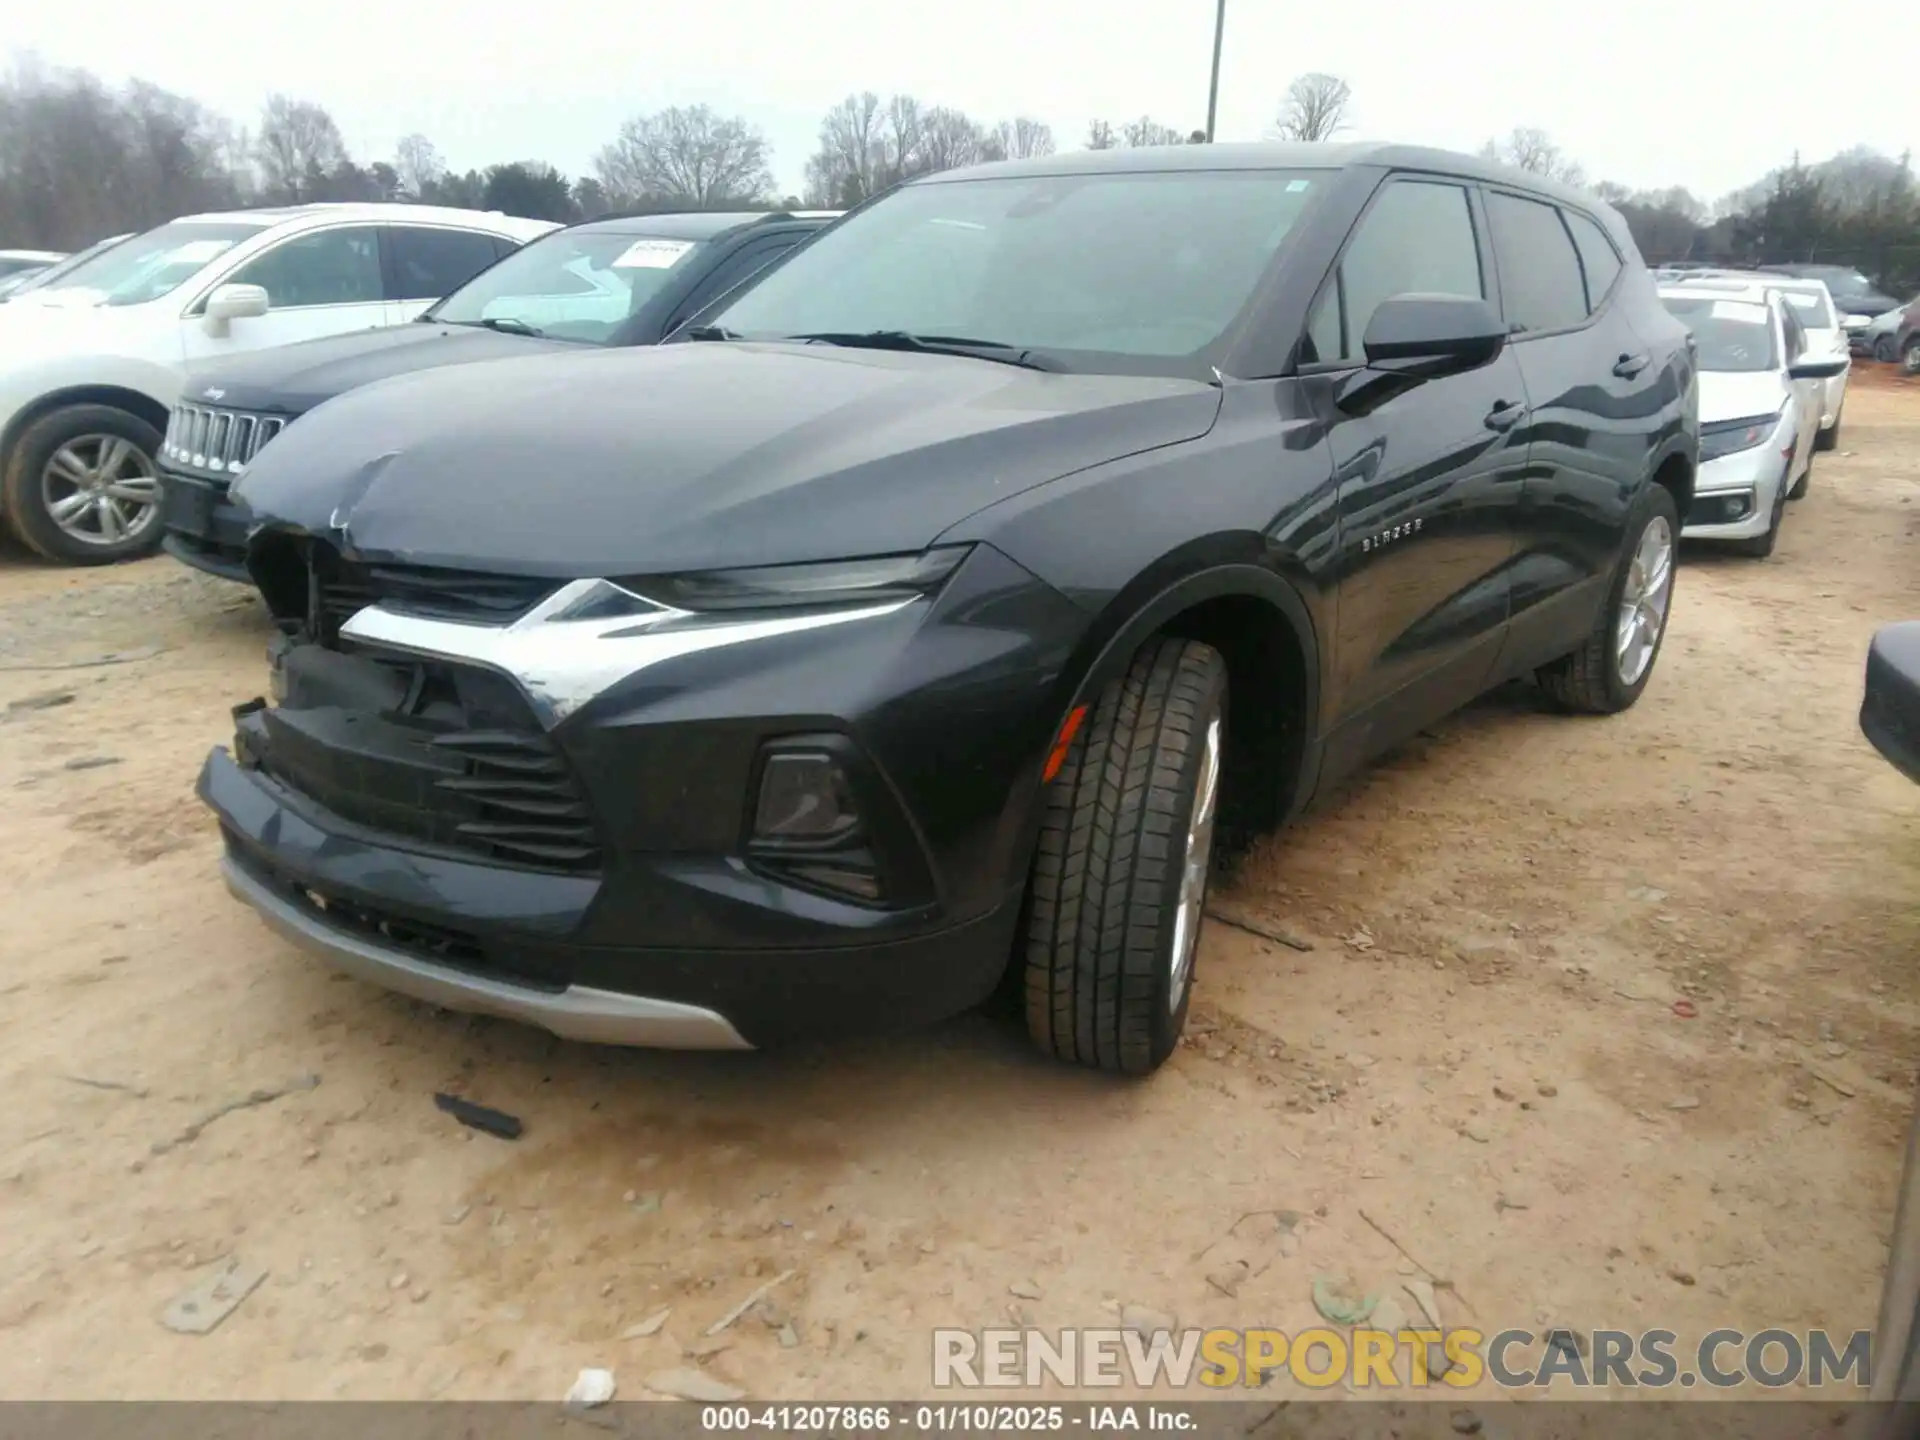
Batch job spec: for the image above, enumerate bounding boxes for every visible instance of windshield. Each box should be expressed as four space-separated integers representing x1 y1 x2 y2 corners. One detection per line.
708 169 1323 370
31 221 263 307
1780 289 1836 329
430 229 708 342
0 258 49 279
7 236 127 296
1660 294 1778 373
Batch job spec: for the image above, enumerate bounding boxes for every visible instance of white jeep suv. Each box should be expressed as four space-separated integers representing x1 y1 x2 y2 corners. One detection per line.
0 204 557 564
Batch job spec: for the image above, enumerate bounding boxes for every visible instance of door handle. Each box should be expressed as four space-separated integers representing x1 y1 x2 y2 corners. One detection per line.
1612 352 1650 379
1484 400 1526 433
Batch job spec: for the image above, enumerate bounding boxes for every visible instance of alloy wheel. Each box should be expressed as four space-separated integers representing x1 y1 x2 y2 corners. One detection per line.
40 434 160 547
1167 714 1222 1012
1615 515 1674 687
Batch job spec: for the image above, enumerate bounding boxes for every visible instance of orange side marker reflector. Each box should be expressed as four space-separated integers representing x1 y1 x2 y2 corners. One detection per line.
1042 704 1089 783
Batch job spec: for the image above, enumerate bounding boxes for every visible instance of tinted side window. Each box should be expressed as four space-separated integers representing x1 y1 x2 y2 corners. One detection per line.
1486 193 1587 333
228 227 383 308
1302 180 1483 364
388 227 506 301
1563 210 1622 313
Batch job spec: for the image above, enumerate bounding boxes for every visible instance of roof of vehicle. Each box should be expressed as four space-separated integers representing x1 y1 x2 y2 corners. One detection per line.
923 140 1607 209
0 249 66 262
1657 280 1775 306
1666 270 1837 303
567 210 839 240
169 203 558 239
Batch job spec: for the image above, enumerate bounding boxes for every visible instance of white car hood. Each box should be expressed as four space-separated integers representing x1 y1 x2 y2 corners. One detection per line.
7 287 112 311
1697 369 1787 425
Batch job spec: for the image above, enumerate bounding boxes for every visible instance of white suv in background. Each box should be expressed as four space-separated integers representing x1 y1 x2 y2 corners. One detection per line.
0 204 557 564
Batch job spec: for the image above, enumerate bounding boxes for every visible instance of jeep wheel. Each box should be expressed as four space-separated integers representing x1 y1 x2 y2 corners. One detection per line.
2 405 166 565
1021 636 1227 1076
1538 483 1678 714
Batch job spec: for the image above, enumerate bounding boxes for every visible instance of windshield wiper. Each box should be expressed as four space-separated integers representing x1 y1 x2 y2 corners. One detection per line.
474 316 544 338
784 330 1061 372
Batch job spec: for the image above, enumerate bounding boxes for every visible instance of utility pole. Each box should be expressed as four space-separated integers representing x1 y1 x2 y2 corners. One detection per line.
1204 0 1227 142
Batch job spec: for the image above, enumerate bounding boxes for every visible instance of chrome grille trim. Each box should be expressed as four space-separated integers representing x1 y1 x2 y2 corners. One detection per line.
163 403 290 477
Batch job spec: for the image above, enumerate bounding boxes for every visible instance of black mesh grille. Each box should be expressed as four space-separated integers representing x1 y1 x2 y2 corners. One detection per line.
241 652 603 874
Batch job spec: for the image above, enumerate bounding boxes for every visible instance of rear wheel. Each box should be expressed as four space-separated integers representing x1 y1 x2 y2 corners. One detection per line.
2 404 165 565
1537 483 1678 714
1020 636 1227 1076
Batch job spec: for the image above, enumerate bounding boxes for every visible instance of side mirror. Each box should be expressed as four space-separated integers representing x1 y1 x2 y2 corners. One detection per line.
1788 356 1848 380
1334 294 1506 416
203 283 269 337
1861 620 1920 784
1361 294 1507 377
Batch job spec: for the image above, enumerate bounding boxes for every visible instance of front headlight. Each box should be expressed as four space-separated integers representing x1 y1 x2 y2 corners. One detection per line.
1700 413 1778 463
620 545 971 613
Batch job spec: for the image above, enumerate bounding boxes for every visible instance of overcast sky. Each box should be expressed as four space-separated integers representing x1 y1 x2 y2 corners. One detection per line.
10 0 1912 203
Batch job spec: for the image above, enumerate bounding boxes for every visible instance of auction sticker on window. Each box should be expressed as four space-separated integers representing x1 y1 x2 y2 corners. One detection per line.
612 239 695 269
1711 300 1769 324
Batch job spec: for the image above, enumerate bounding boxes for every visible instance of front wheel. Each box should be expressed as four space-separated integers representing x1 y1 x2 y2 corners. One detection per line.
1815 411 1842 453
1537 483 1679 714
1874 335 1897 363
2 404 166 565
1020 636 1227 1076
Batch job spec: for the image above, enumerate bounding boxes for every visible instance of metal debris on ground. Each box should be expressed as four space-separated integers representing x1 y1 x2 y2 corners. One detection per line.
159 1256 267 1334
151 1074 320 1155
433 1092 523 1140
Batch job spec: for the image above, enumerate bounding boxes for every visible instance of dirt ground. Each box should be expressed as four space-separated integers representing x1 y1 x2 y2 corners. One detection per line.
0 370 1916 1409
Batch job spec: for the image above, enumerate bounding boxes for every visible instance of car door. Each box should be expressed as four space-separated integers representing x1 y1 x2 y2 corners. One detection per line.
179 225 394 365
1486 192 1662 676
1302 174 1529 768
647 232 808 343
384 225 516 318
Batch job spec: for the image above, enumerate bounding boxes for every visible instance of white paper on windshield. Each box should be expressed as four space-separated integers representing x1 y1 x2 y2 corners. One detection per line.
612 239 695 269
167 239 235 264
1710 300 1769 324
1785 293 1821 310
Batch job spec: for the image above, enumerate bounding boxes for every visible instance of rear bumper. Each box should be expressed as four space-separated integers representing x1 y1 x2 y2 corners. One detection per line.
160 469 251 582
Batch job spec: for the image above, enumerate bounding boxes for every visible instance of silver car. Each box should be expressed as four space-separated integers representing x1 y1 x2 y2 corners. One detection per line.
1656 282 1847 557
1665 270 1852 449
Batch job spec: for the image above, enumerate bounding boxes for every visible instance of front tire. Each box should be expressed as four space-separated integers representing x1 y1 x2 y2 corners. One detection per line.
2 404 166 565
1021 637 1227 1076
1788 445 1812 501
1734 471 1787 558
1815 411 1841 452
1537 483 1678 714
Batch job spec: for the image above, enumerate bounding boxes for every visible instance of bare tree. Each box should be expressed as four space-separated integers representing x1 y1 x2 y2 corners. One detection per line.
1085 119 1117 151
881 94 924 183
1272 72 1351 142
594 104 774 208
995 117 1055 160
803 92 884 206
255 94 348 203
393 133 444 198
918 106 987 173
1121 117 1186 148
1479 127 1586 186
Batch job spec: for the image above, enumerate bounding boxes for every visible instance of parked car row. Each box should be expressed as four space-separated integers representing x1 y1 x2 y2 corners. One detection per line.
144 141 1703 1073
0 204 557 563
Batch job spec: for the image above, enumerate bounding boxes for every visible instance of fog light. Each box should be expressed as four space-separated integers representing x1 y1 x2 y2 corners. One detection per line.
1696 492 1752 524
753 753 859 842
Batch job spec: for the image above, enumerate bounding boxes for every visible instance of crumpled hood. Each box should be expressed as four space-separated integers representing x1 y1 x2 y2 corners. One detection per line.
233 341 1222 576
1697 368 1788 426
188 323 572 416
